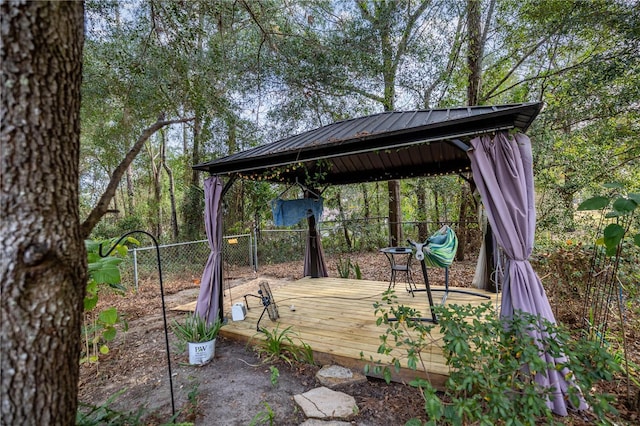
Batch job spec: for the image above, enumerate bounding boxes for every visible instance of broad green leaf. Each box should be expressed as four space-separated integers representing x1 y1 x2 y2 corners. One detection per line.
98 307 118 325
634 233 640 247
107 282 127 293
85 280 98 296
84 294 99 311
85 239 101 252
90 260 122 284
603 223 625 255
612 197 637 214
577 196 609 211
383 367 392 384
99 344 110 355
629 193 640 204
603 182 623 189
102 326 117 341
86 252 100 264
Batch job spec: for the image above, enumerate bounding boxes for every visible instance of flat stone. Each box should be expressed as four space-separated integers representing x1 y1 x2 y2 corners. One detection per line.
294 386 358 420
316 365 367 389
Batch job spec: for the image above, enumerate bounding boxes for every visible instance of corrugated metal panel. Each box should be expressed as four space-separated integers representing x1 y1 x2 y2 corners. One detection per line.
194 102 542 185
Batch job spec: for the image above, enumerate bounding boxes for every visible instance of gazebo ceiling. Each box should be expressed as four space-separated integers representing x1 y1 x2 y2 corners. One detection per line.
193 102 543 186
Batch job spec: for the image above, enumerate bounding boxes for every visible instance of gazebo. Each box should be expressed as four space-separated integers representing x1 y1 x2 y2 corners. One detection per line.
191 101 586 416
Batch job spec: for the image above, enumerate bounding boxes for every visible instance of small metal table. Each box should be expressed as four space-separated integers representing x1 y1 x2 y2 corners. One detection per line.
379 247 416 291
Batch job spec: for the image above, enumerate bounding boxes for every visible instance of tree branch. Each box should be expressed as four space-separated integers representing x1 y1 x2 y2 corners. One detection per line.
80 117 194 239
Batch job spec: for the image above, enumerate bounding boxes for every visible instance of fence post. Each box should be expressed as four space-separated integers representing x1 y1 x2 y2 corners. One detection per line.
252 226 259 272
132 247 139 291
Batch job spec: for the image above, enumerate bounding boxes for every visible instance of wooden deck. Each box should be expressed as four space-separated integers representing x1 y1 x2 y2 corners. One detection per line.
214 277 500 388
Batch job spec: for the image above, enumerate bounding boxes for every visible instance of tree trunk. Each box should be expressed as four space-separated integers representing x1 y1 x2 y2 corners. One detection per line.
388 180 402 246
336 188 352 249
147 134 162 238
432 189 441 225
456 182 472 261
181 113 203 240
416 179 429 240
126 165 135 215
1 2 87 425
161 132 179 240
80 116 193 238
466 0 482 105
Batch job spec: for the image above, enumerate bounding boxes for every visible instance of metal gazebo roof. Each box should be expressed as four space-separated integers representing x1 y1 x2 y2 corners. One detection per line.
193 102 543 186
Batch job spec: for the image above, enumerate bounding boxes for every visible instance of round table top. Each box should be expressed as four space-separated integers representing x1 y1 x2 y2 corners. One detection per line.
379 246 412 254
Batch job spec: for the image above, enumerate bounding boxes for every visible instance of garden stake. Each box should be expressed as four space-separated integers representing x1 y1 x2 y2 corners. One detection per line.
100 231 176 419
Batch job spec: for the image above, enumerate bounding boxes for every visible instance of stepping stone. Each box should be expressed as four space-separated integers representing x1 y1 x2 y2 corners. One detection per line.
316 365 367 389
294 386 358 420
298 420 353 426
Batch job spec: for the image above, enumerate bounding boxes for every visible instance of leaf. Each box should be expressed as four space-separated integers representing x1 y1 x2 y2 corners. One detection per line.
577 196 609 211
603 182 623 189
102 326 117 341
98 307 118 325
90 259 122 285
629 193 640 204
612 197 637 214
85 280 98 297
383 367 392 384
603 223 625 255
84 294 99 311
634 233 640 247
99 344 110 355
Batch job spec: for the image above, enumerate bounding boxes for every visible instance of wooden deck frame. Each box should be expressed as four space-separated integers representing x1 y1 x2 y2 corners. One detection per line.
215 277 500 388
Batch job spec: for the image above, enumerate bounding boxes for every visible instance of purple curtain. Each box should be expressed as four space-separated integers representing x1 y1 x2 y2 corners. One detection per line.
468 131 587 416
195 176 224 325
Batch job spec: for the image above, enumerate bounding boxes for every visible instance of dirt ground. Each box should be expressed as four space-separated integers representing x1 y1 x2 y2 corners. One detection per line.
77 252 639 425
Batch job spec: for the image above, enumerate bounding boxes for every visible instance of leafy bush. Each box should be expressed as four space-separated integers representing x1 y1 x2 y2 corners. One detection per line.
368 292 621 425
82 238 136 363
252 324 314 366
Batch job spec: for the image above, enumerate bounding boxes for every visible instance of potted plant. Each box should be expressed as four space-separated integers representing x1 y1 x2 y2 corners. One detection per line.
171 314 223 365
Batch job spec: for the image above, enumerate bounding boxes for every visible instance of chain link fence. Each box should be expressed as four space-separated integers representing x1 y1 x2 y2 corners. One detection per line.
121 234 254 289
120 220 479 288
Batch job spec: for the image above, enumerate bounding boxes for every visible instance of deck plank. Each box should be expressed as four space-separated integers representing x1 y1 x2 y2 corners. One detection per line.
178 276 499 388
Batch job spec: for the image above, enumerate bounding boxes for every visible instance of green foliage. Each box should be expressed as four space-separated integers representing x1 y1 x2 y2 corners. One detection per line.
257 230 306 265
252 324 313 366
269 365 280 387
577 183 640 256
179 377 201 422
336 257 352 278
181 185 205 241
336 257 363 279
249 402 275 426
369 292 621 425
171 315 223 344
82 238 136 364
76 389 145 426
352 261 362 279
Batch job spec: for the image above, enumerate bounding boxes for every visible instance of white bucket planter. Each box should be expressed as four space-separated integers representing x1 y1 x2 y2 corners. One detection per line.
188 339 215 365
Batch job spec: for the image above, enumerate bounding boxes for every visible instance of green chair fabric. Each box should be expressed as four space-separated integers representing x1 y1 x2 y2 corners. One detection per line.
422 225 458 269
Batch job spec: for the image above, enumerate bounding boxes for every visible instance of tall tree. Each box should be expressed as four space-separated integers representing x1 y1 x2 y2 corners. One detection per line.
246 0 437 245
1 2 86 424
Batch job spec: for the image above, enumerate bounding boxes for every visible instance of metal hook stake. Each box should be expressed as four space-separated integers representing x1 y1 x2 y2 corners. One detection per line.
100 230 176 419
